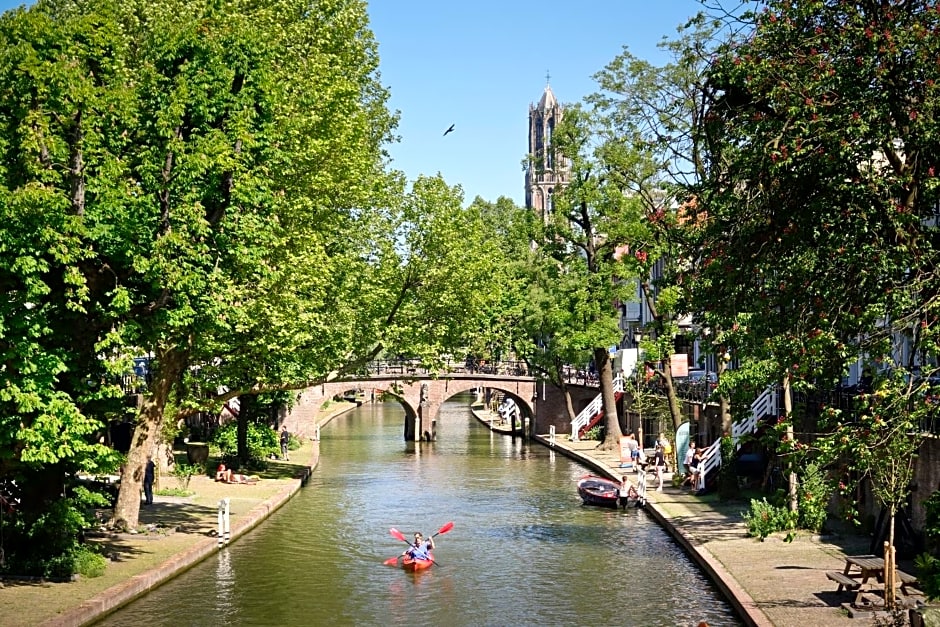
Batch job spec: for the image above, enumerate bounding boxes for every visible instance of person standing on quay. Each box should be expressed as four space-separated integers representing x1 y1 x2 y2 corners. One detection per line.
653 442 666 492
280 425 290 461
143 455 156 506
682 441 697 488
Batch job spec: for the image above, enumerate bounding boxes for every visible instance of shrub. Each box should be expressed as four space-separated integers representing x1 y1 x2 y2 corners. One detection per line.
797 463 832 533
717 436 739 502
42 553 75 580
171 463 199 491
211 421 279 465
582 426 601 441
742 497 797 541
288 433 302 451
72 547 107 578
915 490 940 600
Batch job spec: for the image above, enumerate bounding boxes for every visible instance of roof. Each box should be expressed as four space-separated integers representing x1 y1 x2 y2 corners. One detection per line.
538 84 557 110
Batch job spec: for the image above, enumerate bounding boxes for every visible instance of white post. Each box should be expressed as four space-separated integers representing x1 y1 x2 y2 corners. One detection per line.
549 425 556 446
636 467 647 506
217 497 230 547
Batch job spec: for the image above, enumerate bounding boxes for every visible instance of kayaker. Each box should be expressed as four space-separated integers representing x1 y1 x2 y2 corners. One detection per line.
403 532 435 559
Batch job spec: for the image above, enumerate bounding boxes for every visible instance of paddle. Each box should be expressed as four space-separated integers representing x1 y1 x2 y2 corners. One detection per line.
385 521 454 566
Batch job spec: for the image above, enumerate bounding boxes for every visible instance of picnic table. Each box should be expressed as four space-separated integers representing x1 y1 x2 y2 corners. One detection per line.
826 554 921 605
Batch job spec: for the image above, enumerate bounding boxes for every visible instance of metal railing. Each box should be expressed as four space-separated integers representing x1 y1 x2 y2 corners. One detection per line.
364 359 532 377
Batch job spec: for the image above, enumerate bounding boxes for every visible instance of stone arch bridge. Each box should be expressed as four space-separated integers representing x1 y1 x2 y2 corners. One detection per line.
284 374 537 441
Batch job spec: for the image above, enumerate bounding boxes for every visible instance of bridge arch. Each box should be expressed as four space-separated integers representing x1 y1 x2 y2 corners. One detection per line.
285 375 537 441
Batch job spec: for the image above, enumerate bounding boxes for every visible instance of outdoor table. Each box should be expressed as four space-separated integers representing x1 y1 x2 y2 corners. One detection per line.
829 555 922 605
843 554 885 583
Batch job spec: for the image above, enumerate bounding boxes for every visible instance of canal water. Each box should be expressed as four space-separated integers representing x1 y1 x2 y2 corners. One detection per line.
99 395 741 627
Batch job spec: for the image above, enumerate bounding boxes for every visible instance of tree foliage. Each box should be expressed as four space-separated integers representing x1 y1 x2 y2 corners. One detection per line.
0 0 513 548
694 1 940 605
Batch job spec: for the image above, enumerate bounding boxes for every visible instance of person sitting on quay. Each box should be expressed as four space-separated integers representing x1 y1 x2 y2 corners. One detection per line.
215 464 259 484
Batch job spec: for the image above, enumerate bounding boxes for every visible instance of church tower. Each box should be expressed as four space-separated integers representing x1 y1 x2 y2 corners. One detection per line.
525 79 569 222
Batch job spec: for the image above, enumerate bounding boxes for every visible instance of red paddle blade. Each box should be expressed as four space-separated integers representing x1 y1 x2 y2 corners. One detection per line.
434 521 454 537
389 527 408 543
383 556 400 566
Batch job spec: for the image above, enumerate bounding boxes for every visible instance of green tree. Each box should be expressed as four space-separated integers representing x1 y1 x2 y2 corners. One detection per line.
0 0 401 533
543 103 649 450
589 15 724 435
694 1 940 606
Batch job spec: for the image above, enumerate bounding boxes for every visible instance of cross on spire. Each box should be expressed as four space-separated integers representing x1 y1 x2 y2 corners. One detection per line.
545 70 551 85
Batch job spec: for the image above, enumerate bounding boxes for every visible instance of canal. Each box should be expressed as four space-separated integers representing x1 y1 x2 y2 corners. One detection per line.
99 395 742 626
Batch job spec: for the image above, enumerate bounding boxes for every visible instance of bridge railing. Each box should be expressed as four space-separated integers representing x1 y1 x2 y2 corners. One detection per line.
364 359 532 377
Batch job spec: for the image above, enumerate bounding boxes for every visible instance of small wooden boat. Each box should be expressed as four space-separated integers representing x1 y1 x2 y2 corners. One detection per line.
402 553 434 571
577 475 621 508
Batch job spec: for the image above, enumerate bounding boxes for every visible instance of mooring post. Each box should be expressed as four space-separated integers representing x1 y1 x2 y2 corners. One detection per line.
217 497 230 547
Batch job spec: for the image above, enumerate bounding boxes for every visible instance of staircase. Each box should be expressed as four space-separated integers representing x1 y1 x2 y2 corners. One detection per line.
571 374 624 441
696 386 779 491
497 397 520 426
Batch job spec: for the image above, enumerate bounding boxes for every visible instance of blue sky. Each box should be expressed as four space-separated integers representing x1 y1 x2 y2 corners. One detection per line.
367 1 707 205
0 0 707 206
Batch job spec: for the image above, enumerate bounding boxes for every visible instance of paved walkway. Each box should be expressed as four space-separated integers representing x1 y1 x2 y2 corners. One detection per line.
529 431 928 627
35 442 321 627
467 404 935 625
13 402 932 626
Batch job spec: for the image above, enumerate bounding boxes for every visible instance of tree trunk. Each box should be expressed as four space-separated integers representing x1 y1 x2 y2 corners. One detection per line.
561 382 577 423
596 348 624 451
112 346 188 530
237 394 249 465
783 373 798 512
639 281 683 431
662 367 683 432
717 345 732 435
884 512 897 609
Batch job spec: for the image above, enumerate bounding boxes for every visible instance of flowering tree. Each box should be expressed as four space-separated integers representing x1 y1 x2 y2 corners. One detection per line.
693 1 940 605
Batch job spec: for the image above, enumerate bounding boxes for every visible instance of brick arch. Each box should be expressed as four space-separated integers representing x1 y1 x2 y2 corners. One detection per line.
285 375 537 441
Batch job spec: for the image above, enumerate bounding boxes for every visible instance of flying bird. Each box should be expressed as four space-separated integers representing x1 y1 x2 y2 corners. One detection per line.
443 124 455 136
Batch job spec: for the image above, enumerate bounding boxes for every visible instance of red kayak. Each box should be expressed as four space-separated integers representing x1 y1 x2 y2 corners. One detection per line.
401 553 434 571
384 522 453 570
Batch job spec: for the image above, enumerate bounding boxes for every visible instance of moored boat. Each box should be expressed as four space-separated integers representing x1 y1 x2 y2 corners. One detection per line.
577 474 621 508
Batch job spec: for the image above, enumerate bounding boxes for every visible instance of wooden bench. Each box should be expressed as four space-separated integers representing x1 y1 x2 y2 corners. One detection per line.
827 570 862 591
896 569 921 596
827 570 866 604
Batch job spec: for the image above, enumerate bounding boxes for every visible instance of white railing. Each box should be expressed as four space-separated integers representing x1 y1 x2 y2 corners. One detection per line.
570 373 624 441
732 386 779 444
697 385 778 491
